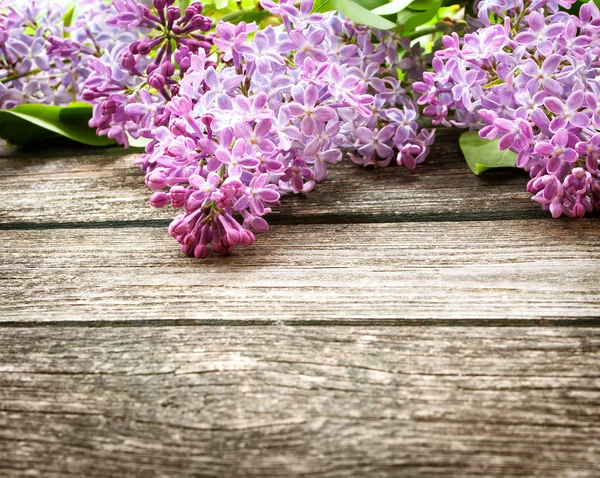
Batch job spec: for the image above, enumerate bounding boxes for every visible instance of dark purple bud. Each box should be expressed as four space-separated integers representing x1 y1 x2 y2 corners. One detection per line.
194 243 209 259
166 6 180 26
154 0 166 12
138 40 153 55
178 38 202 52
202 114 214 138
160 60 175 77
148 72 166 89
199 40 212 52
120 52 137 71
102 100 118 114
129 40 141 54
146 62 159 75
174 45 189 60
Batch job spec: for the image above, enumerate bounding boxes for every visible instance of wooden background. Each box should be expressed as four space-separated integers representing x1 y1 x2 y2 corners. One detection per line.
1 129 599 476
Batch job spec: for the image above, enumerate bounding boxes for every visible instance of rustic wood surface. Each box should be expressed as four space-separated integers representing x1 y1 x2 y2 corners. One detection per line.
0 327 599 478
0 132 598 476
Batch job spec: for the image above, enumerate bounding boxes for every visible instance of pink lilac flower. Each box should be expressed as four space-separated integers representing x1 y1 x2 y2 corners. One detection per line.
131 0 433 258
416 0 600 218
82 0 214 147
0 0 128 109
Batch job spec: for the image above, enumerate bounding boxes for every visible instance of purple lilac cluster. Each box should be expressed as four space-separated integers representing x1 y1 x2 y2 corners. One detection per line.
415 0 600 218
82 0 214 146
132 0 433 258
0 0 128 109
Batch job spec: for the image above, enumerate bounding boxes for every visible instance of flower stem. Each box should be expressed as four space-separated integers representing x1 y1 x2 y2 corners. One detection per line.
1 68 41 84
405 25 441 42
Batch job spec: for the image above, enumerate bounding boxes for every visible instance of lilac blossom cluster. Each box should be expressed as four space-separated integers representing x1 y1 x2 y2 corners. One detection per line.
0 0 128 109
415 0 600 218
131 0 434 258
82 0 215 146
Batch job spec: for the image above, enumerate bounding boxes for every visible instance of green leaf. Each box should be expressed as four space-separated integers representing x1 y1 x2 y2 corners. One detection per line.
220 9 271 23
313 0 338 12
406 0 431 10
459 131 517 175
340 0 397 29
62 5 76 28
215 0 229 10
371 0 414 16
0 103 116 146
352 0 388 10
314 0 396 29
396 0 442 33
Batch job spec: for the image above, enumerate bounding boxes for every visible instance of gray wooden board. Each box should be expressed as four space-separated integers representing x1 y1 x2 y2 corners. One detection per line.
1 327 599 477
1 133 600 477
0 220 599 322
0 130 547 226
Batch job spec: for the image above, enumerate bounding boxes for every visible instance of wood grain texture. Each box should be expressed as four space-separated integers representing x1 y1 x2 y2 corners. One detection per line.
0 130 548 227
1 220 599 322
1 326 599 477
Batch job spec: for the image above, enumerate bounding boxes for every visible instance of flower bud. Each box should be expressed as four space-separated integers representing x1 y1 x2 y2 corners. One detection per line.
146 172 167 190
170 186 187 208
149 192 169 208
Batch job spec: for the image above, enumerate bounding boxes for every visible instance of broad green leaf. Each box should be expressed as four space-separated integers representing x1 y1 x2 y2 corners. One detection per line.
221 9 271 23
396 0 442 33
314 0 396 29
406 0 431 10
459 131 517 175
371 0 414 16
0 103 116 146
339 0 397 29
352 0 388 10
313 0 339 13
215 0 229 10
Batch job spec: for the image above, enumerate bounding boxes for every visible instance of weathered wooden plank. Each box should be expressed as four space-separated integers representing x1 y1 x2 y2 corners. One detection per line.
1 220 598 322
0 130 546 226
0 326 598 477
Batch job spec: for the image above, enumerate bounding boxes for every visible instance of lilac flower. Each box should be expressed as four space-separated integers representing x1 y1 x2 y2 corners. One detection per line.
534 129 578 173
309 149 342 181
356 125 395 158
544 91 589 131
519 54 564 96
214 140 261 177
280 29 328 65
419 0 600 218
122 0 433 259
514 11 563 56
235 120 276 154
287 84 336 136
272 106 301 151
83 0 215 144
0 0 125 109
